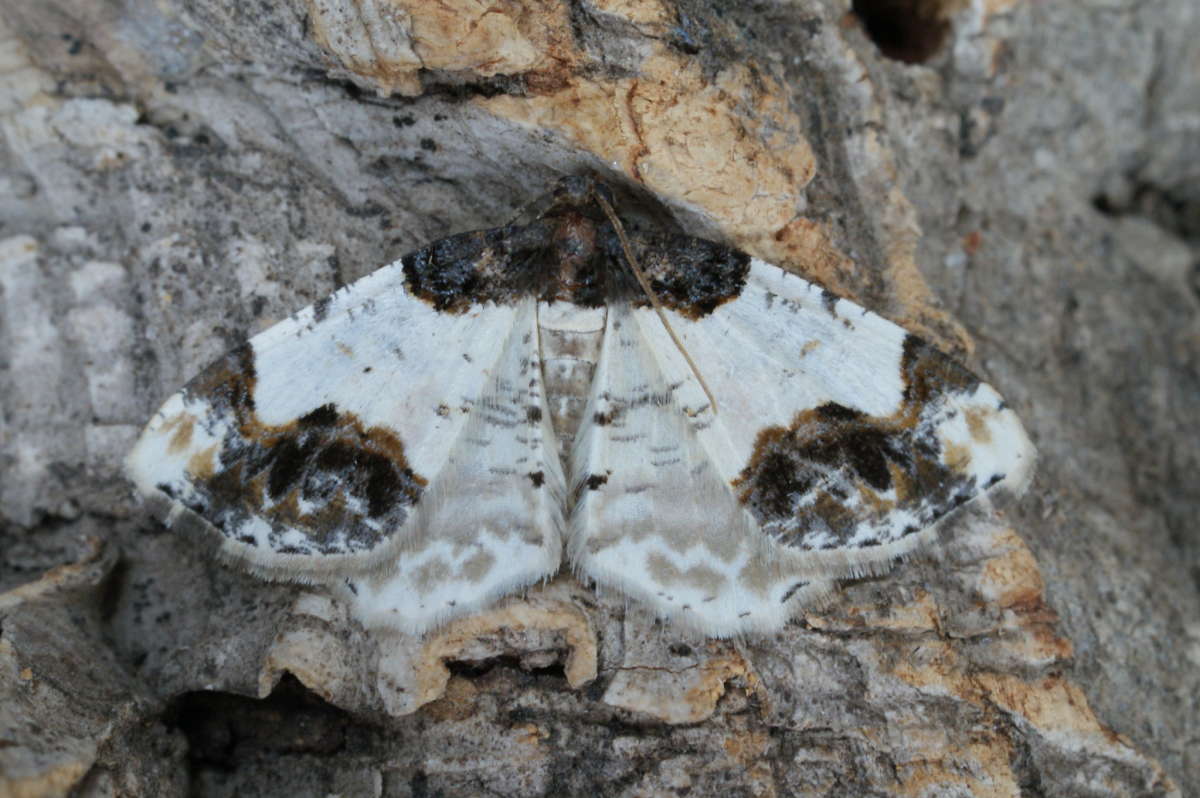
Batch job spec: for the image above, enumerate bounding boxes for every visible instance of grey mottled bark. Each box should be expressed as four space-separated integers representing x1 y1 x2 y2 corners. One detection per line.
1 0 1196 795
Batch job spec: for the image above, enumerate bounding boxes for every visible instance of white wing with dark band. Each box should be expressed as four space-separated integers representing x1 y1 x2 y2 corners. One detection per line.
127 263 565 632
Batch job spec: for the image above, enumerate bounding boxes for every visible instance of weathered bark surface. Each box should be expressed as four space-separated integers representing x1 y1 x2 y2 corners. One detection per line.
1 0 1196 795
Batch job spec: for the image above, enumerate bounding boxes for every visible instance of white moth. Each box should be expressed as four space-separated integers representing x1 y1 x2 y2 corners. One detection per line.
127 177 1035 636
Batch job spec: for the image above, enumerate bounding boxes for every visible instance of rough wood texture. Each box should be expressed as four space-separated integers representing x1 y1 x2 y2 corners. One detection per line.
1 0 1196 795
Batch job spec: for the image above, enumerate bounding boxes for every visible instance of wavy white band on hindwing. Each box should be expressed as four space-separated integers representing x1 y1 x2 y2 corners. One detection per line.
346 298 567 632
568 300 833 635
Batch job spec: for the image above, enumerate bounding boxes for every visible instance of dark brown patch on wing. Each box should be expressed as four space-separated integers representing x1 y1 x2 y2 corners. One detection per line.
174 345 425 557
188 342 258 415
900 334 979 404
633 234 751 319
399 175 751 319
733 337 984 551
400 226 533 313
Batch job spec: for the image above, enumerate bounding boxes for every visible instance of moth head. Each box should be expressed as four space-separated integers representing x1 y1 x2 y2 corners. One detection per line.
549 173 614 210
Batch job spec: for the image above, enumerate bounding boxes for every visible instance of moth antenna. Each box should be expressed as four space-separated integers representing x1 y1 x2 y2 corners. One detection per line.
593 190 719 416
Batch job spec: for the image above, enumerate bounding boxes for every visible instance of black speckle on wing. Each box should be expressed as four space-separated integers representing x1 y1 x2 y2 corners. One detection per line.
780 581 810 604
313 295 332 322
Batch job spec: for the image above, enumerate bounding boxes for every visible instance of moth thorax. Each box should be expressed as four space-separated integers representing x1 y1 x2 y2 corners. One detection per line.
550 211 600 297
537 302 607 463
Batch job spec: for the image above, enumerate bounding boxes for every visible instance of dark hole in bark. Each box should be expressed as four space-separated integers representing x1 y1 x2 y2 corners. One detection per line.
446 653 568 681
852 0 955 64
165 674 355 766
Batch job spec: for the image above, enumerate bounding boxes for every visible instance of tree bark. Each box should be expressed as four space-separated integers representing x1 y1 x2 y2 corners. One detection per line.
1 0 1196 795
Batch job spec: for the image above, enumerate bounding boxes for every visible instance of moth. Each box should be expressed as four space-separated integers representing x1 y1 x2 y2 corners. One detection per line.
127 176 1035 636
